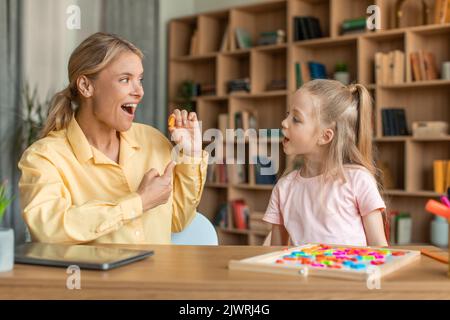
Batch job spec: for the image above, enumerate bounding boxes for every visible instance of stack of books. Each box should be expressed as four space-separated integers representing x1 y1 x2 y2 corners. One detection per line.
434 160 450 194
340 17 367 35
375 50 405 85
258 30 286 46
381 108 408 136
293 16 323 41
266 79 287 91
227 78 251 93
410 50 439 82
295 61 326 88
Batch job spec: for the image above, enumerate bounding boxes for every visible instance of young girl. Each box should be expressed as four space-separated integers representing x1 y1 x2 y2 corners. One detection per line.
263 79 388 247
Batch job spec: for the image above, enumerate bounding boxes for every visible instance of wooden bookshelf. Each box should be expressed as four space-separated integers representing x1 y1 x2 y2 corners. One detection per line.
168 0 450 245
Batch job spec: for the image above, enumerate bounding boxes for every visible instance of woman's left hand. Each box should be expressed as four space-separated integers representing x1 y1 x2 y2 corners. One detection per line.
168 109 202 158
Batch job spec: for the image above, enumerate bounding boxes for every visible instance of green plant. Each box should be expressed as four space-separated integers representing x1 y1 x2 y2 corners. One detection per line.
335 62 348 73
18 83 48 149
0 181 14 223
177 80 195 112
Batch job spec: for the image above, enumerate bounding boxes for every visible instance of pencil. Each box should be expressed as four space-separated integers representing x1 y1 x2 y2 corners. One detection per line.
420 249 449 264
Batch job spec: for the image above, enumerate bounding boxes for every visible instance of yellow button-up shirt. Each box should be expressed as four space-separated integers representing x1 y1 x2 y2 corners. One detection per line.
18 116 208 244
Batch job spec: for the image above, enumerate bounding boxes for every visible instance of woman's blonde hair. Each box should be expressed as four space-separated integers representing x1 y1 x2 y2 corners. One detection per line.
298 79 378 182
40 32 143 138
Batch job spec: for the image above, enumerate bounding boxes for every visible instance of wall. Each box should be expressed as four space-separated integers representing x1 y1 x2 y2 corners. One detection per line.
23 0 102 102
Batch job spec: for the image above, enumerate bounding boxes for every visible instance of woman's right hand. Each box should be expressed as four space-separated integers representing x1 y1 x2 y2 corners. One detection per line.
137 161 176 211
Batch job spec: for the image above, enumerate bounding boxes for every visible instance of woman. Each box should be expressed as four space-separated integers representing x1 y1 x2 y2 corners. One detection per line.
18 32 208 244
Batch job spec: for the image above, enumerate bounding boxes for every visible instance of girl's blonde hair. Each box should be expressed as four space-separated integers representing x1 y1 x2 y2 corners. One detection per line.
40 32 143 138
293 79 389 241
300 79 378 182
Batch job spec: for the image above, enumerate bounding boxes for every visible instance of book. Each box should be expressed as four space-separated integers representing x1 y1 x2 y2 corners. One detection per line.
418 50 427 82
189 30 199 55
220 25 230 52
374 52 384 84
258 30 286 46
341 17 366 31
308 61 327 79
423 51 438 80
213 203 229 228
235 28 252 49
254 156 277 185
410 52 422 81
435 0 450 24
434 160 447 194
392 50 405 84
231 200 249 230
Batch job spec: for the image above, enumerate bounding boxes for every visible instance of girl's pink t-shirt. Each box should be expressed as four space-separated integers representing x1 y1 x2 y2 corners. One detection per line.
263 166 386 246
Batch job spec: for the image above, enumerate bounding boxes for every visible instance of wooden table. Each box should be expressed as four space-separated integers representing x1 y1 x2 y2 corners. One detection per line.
0 245 449 299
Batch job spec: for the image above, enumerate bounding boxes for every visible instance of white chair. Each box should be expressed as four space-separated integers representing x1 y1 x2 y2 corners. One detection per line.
171 212 218 245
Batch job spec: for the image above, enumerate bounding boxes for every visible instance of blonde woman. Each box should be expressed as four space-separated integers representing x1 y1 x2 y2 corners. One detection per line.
18 32 208 244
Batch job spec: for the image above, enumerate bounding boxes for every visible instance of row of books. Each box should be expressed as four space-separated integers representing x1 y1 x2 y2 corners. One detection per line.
293 16 323 41
181 82 216 97
375 50 405 85
213 201 271 232
206 164 228 184
381 108 408 136
434 0 450 24
227 78 251 93
410 51 439 82
220 26 286 51
295 61 327 88
433 160 450 194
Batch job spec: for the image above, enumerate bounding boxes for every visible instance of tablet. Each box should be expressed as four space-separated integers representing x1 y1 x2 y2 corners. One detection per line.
14 243 154 270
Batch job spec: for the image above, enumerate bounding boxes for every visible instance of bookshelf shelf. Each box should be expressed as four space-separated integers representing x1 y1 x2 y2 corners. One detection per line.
169 0 450 246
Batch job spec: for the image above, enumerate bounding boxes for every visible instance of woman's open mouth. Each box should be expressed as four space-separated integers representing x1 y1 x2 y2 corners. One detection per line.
121 103 137 117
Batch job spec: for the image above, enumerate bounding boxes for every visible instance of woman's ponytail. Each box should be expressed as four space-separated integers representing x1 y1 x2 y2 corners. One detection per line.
39 86 75 138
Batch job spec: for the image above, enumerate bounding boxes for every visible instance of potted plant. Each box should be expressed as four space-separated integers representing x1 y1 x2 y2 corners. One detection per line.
334 62 350 85
0 180 14 272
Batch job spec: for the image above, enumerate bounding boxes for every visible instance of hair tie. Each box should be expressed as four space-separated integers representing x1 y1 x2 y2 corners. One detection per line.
348 84 358 94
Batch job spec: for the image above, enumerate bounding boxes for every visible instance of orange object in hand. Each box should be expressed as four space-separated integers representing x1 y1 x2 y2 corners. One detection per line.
168 114 176 129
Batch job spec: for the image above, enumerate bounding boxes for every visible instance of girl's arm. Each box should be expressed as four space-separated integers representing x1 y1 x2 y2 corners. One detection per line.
271 224 290 246
362 209 388 246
